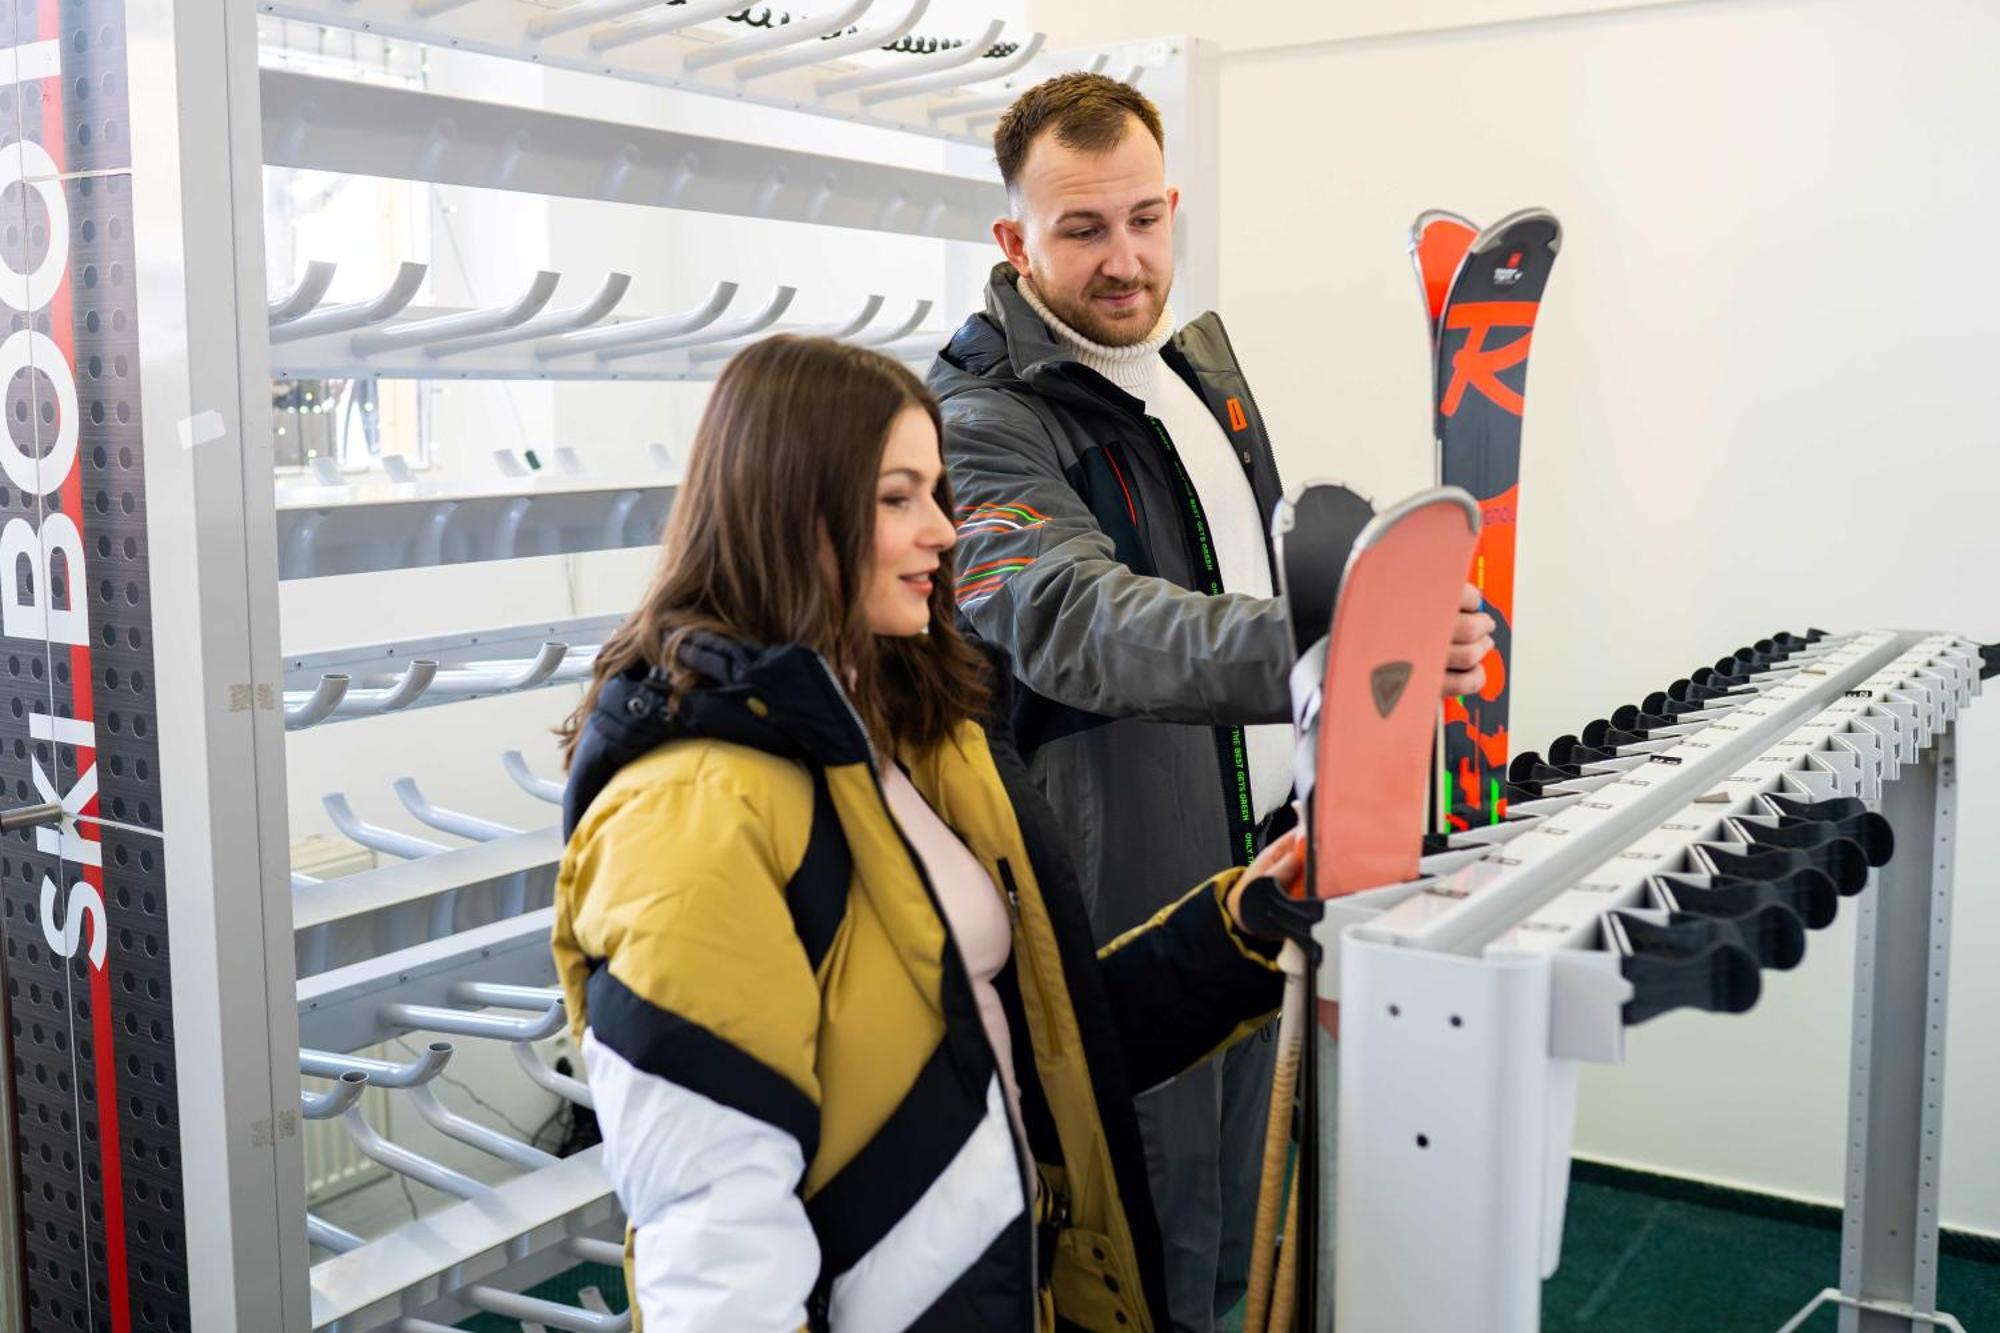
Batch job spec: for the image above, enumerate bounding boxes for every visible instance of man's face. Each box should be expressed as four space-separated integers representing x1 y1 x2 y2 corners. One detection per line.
995 118 1177 347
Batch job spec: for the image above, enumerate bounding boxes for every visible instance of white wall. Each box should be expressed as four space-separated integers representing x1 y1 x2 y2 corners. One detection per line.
1033 0 2000 1234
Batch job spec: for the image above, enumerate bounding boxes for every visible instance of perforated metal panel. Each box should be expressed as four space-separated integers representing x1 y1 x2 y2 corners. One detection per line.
0 1 183 1330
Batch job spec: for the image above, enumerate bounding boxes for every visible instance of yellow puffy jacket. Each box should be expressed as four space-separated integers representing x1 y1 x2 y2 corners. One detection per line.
554 634 1284 1331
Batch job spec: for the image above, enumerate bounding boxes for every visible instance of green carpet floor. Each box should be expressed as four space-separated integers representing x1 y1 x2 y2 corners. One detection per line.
1541 1175 1998 1332
460 1173 2000 1330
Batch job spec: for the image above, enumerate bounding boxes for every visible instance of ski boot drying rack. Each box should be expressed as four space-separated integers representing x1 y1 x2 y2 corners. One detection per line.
1313 629 1986 1333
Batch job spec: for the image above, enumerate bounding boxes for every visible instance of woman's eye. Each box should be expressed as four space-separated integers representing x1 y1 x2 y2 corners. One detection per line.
881 493 910 509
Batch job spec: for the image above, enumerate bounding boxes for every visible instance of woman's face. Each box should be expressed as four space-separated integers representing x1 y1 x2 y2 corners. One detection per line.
863 406 957 637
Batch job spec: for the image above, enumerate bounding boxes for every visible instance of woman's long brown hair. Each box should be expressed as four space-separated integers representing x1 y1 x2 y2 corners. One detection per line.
561 334 989 764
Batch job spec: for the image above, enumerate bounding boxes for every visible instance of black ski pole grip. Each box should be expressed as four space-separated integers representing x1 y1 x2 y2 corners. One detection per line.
1236 875 1325 951
1655 866 1839 932
1606 911 1763 1026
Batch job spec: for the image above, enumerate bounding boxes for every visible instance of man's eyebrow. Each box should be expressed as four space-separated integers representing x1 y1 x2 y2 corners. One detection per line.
1055 197 1168 226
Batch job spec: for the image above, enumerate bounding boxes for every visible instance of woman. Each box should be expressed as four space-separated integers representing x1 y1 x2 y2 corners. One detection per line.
553 335 1302 1332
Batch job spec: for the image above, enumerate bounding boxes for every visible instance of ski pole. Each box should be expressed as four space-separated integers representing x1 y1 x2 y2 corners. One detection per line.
1245 936 1308 1332
1267 1165 1303 1333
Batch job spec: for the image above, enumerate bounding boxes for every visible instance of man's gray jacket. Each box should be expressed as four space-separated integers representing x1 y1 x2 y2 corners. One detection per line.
930 264 1297 936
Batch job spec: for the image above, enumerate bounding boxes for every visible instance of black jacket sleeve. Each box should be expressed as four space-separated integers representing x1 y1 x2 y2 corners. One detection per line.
1092 872 1284 1094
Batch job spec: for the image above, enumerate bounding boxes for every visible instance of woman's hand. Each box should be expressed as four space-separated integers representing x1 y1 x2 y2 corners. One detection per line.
1227 827 1305 934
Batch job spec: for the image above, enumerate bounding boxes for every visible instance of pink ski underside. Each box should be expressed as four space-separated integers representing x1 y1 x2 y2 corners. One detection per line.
1312 496 1480 900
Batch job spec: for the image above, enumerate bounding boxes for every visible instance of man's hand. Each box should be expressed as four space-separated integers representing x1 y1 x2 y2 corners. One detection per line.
1444 582 1496 698
1227 828 1305 934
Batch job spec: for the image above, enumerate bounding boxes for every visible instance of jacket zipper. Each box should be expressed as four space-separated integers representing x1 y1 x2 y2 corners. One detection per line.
995 858 1064 1059
808 659 1038 1326
866 770 1040 1327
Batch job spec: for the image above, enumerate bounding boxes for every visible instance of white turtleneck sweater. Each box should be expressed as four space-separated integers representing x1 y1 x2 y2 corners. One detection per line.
1019 279 1292 822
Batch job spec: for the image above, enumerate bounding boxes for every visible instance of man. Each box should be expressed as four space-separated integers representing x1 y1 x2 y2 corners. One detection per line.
929 74 1493 1330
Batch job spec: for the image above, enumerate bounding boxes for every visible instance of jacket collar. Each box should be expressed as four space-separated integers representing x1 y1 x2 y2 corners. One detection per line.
563 633 875 836
945 264 1150 419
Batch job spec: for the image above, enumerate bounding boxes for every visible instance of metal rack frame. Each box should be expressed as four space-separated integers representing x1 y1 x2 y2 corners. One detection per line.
52 3 1222 1329
257 0 1065 148
1314 631 1981 1332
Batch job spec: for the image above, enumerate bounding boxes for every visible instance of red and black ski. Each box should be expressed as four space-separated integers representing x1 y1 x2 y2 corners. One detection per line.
1412 208 1562 831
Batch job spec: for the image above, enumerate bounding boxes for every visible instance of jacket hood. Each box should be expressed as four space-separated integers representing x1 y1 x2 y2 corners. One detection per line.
563 634 873 837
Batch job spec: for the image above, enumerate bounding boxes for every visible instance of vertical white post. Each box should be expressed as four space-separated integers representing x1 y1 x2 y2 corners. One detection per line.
130 0 309 1327
1838 732 1961 1333
1336 938 1554 1332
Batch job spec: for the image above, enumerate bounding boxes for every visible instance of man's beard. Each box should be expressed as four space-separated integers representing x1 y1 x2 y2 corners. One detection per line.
1042 276 1166 348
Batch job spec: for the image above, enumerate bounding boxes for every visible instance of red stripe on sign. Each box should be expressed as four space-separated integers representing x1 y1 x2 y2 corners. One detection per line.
39 0 132 1324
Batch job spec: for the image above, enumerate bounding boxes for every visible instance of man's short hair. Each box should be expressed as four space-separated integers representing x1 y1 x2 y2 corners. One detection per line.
993 72 1165 196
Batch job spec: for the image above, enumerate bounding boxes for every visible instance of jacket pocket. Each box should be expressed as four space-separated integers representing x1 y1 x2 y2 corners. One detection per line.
1050 1226 1142 1332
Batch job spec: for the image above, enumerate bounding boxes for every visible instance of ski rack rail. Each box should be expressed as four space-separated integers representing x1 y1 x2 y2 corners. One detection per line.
261 68 1009 238
267 264 947 382
282 615 623 729
257 0 1146 149
274 467 677 579
294 825 563 977
1310 628 1984 1333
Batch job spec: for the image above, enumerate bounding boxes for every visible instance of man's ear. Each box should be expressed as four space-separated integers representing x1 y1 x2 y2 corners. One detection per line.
993 215 1031 276
1165 185 1181 222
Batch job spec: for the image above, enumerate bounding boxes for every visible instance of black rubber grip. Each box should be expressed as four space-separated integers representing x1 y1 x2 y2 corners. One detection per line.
1548 733 1617 767
1608 912 1763 1026
1663 904 1806 971
1655 866 1839 931
1765 794 1869 826
1701 840 1868 897
1742 812 1894 869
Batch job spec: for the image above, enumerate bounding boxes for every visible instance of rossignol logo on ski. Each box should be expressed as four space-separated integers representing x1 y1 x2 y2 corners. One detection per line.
1441 301 1539 418
1493 249 1526 287
1370 661 1413 718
